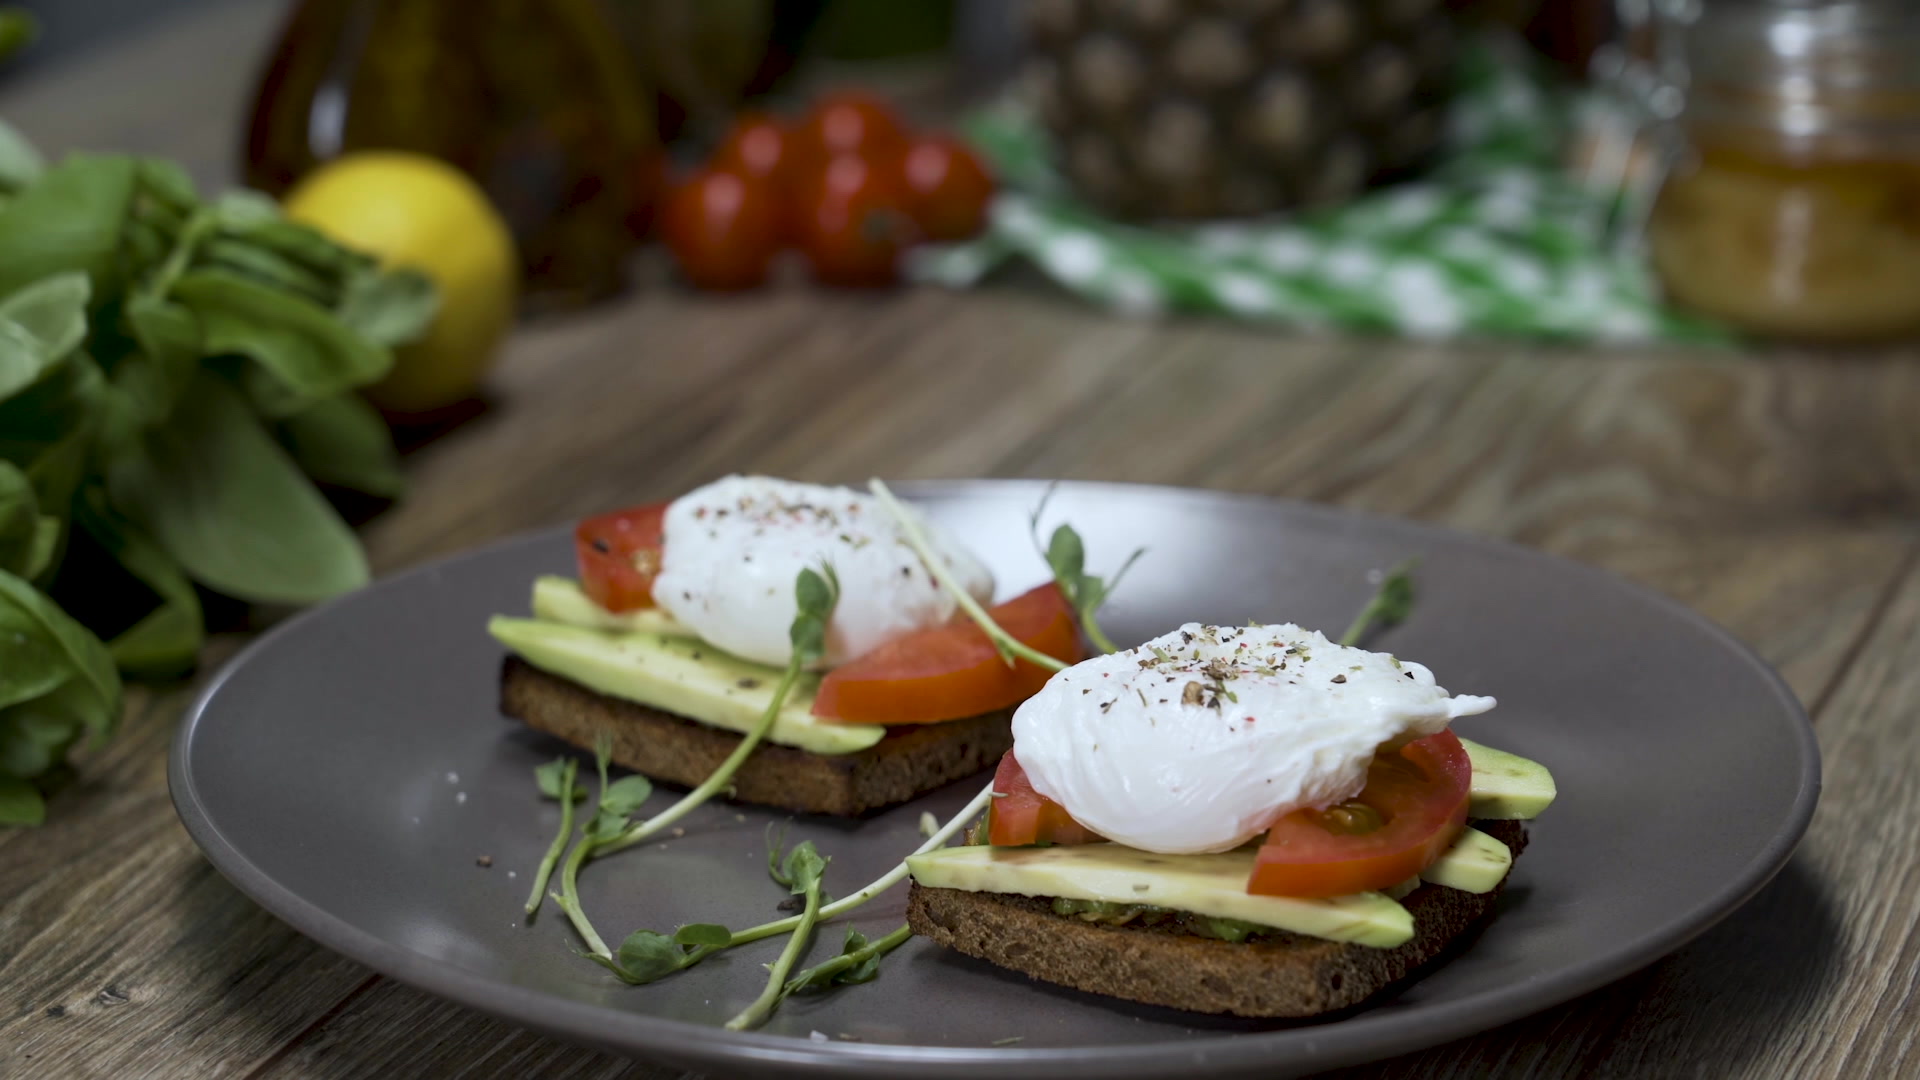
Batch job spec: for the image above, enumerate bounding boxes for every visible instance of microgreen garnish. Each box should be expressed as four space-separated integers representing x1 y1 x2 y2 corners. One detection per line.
592 782 999 986
868 478 1069 674
674 923 733 947
726 839 829 1030
549 738 619 960
587 774 655 840
1339 561 1417 647
1029 483 1144 655
583 923 731 987
590 930 684 984
534 758 586 802
594 565 839 857
766 821 794 888
785 923 912 995
523 758 578 914
535 567 839 970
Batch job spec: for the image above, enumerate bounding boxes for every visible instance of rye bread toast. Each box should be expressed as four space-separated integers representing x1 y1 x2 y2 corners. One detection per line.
906 819 1528 1017
499 657 1013 816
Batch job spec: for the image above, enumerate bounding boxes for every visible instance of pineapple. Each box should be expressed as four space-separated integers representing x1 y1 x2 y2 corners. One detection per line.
1020 0 1461 219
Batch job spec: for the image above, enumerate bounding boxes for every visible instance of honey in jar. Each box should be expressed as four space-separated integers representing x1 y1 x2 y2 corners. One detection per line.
1645 1 1920 342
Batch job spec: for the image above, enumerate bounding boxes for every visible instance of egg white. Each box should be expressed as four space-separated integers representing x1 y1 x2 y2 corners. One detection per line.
652 475 995 668
1010 623 1495 854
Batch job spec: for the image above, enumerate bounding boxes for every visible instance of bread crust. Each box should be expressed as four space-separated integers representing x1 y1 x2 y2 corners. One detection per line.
499 657 1013 816
906 820 1529 1017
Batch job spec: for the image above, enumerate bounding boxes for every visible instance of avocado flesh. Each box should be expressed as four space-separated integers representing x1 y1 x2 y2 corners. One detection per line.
907 843 1414 948
918 740 1540 942
1419 826 1512 894
531 576 694 637
1461 738 1557 819
488 616 883 755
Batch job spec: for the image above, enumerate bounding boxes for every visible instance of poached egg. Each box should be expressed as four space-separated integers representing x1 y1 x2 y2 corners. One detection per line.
652 476 994 668
1010 623 1495 854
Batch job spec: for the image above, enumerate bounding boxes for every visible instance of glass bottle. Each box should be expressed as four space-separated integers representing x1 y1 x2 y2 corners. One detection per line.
243 0 660 309
1644 1 1920 342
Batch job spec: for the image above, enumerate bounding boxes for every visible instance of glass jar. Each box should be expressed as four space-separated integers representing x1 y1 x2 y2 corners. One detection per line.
244 0 660 310
1645 1 1920 342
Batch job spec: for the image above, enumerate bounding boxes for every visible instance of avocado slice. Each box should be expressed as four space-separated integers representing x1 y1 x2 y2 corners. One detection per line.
488 617 883 756
1419 826 1512 894
531 575 695 637
1461 738 1557 819
907 843 1414 948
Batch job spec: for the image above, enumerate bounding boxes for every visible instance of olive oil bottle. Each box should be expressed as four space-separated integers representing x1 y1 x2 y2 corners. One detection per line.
243 0 659 308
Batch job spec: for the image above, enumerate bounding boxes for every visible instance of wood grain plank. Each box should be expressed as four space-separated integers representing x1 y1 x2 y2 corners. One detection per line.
246 978 677 1080
0 641 380 1080
1583 549 1920 1080
742 292 1163 485
6 3 1919 1074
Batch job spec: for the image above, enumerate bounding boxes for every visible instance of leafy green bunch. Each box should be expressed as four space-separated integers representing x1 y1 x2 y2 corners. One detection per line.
0 124 437 824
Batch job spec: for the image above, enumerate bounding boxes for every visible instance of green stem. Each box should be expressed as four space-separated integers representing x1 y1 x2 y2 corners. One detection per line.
596 662 803 857
725 873 822 1031
1338 608 1374 649
523 759 578 915
1339 561 1416 647
552 833 612 959
1082 610 1122 656
147 209 214 298
722 781 995 949
784 922 912 995
868 478 1069 674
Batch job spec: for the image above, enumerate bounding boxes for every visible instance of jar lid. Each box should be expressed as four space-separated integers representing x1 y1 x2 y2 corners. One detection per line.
1679 1 1920 138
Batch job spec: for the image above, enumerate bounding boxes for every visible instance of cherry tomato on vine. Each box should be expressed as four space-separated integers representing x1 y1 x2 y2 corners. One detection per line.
793 91 907 164
713 112 798 184
660 167 782 290
793 154 919 287
900 133 995 242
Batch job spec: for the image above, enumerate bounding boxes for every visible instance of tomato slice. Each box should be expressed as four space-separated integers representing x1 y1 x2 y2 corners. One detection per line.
985 750 1104 847
812 583 1082 725
1247 731 1472 899
574 503 668 612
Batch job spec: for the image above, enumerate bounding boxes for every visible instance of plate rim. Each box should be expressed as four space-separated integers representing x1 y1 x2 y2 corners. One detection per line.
168 479 1822 1078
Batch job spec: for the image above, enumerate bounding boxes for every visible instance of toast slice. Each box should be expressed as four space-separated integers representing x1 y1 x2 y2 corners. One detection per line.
500 657 1013 816
906 819 1528 1017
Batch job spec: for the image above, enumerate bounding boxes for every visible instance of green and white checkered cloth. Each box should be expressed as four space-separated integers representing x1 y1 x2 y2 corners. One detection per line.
911 37 1727 345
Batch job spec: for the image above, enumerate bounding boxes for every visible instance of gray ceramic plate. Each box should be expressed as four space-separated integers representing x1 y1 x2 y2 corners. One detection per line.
170 481 1818 1079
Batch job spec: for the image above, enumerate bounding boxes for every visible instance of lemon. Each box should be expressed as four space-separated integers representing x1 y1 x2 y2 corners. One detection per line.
286 152 518 414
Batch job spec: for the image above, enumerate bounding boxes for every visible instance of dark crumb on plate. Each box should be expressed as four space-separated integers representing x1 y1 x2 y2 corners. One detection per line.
778 895 805 912
476 855 493 868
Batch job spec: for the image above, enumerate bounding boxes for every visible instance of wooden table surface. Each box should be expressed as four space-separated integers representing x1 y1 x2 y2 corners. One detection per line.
5 4 1919 1079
